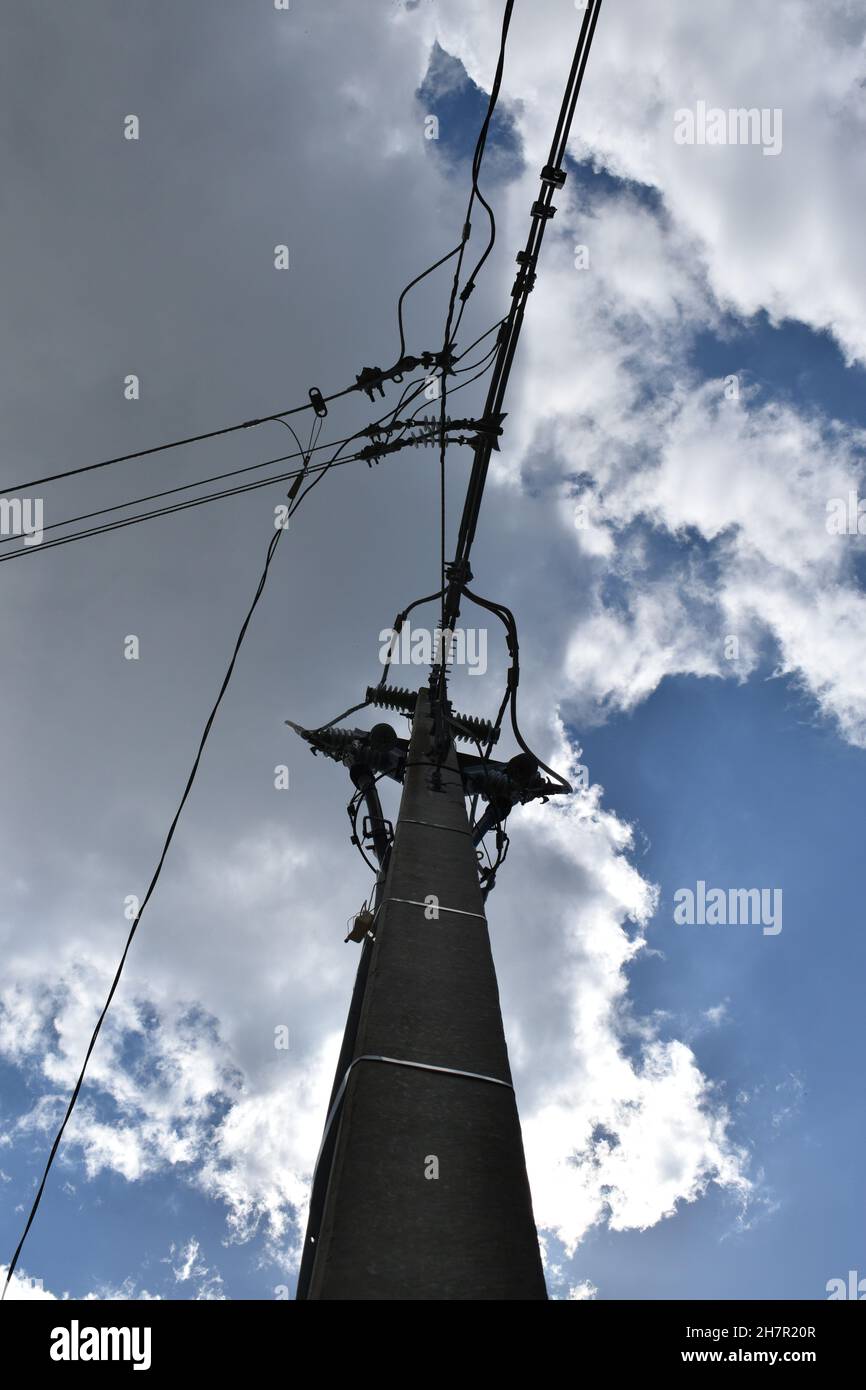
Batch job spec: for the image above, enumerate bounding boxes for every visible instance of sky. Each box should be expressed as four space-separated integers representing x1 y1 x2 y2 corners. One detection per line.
1 0 865 1302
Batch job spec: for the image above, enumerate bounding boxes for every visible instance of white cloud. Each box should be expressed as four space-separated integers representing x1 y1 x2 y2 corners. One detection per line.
422 0 866 365
0 748 752 1279
403 0 866 749
0 1264 163 1300
0 1266 57 1300
703 1001 730 1029
567 1279 598 1301
4 0 860 1297
496 759 751 1254
164 1238 225 1301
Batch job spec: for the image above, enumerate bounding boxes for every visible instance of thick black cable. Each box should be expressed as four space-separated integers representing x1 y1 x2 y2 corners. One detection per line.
0 481 310 1298
1 406 357 1294
436 0 515 634
395 242 463 363
0 431 355 548
0 427 474 565
348 793 382 876
0 447 376 563
449 0 515 345
0 382 363 496
377 586 446 689
443 0 604 635
0 367 494 565
452 317 506 364
462 584 571 793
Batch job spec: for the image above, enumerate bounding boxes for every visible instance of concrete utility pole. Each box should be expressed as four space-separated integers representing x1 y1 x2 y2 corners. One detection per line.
296 688 546 1300
292 0 604 1303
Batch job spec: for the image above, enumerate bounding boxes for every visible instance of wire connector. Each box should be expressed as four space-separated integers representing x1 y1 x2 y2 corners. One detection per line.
540 164 567 187
354 349 456 403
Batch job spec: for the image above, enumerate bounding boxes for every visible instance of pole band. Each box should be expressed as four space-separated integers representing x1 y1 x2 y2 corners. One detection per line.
306 1054 513 1244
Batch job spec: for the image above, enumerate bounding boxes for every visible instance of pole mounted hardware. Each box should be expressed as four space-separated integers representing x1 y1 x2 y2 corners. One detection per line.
354 348 456 403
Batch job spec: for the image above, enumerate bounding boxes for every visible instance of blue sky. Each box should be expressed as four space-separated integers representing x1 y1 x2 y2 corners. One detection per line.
2 0 865 1303
584 673 866 1298
419 33 866 1299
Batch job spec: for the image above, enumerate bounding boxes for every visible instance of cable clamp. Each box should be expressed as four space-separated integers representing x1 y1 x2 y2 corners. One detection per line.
511 268 537 298
540 164 567 188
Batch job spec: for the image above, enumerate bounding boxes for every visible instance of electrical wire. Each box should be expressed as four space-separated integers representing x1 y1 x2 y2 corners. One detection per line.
443 0 604 636
0 431 353 549
0 458 324 1298
452 316 506 364
0 446 374 563
1 396 378 1294
0 365 498 565
463 584 571 793
395 242 463 363
0 324 503 563
449 1 515 346
0 380 366 497
376 586 446 689
436 0 515 629
1 0 605 1300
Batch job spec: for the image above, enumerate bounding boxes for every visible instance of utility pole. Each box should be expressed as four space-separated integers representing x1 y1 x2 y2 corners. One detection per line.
291 0 603 1302
294 687 546 1299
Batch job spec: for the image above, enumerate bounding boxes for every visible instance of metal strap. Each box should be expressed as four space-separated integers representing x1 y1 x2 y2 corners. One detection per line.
398 817 472 837
385 895 486 921
310 1053 513 1189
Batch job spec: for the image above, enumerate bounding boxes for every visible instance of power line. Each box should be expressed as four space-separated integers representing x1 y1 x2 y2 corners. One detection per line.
0 354 501 1283
0 385 361 497
390 0 513 372
1 0 601 1293
449 2 515 346
0 349 454 499
440 0 604 644
0 448 369 563
395 241 463 364
0 327 503 557
0 422 340 1299
437 0 515 623
0 432 348 549
452 316 506 365
0 356 501 565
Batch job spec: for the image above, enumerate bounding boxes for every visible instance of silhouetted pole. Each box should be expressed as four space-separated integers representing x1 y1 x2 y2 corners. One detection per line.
297 687 546 1300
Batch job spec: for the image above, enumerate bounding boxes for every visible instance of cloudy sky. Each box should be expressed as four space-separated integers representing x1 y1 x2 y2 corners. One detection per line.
1 0 864 1301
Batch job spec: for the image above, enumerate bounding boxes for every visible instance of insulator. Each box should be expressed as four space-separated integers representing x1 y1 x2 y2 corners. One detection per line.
366 686 498 746
366 684 417 716
449 712 499 746
309 726 356 756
